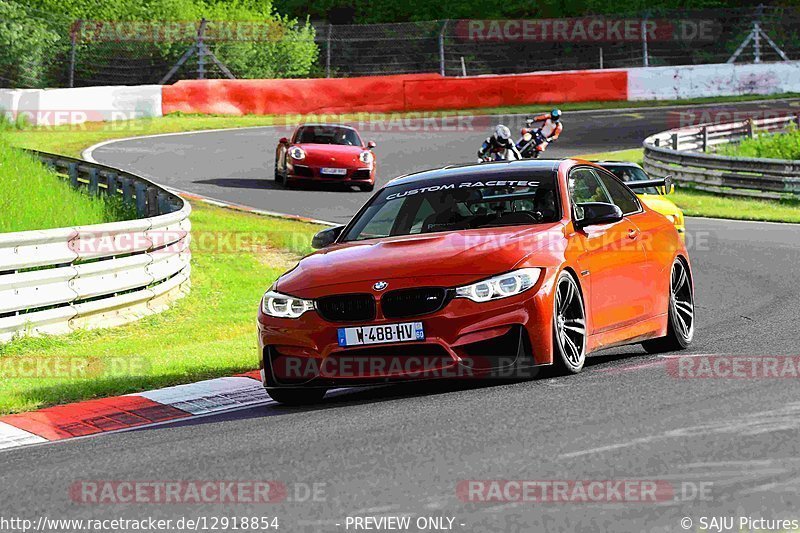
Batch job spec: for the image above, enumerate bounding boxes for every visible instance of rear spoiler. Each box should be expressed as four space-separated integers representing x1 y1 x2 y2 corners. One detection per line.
626 175 673 191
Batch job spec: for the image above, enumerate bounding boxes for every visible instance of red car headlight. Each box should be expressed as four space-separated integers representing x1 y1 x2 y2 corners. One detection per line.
455 268 541 303
262 290 314 318
289 147 306 160
359 151 374 165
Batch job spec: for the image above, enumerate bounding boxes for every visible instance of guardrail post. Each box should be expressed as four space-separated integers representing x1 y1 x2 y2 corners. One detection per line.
701 126 708 152
134 182 147 216
157 191 170 215
146 186 159 217
746 119 754 139
671 133 679 150
68 162 79 188
121 177 133 204
106 172 118 197
88 168 99 196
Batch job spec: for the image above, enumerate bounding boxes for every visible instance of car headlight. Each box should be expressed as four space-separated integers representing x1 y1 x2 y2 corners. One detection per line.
455 268 541 303
289 146 305 160
359 151 373 165
261 290 314 318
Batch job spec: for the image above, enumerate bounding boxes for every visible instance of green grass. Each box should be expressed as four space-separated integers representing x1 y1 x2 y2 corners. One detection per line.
717 127 800 160
0 136 131 232
0 201 322 414
576 148 800 223
7 92 799 159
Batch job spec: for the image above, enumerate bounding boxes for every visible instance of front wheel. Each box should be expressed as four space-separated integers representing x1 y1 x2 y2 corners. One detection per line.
550 271 587 375
266 387 327 406
274 159 281 181
358 184 374 192
642 258 694 353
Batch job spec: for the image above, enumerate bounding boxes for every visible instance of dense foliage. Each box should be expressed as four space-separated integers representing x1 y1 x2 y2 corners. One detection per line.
0 0 317 87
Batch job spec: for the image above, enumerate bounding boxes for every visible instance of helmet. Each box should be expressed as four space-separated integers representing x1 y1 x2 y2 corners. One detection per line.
494 124 511 141
550 108 562 121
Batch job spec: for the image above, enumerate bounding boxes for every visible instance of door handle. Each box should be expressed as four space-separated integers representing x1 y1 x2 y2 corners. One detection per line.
627 228 639 239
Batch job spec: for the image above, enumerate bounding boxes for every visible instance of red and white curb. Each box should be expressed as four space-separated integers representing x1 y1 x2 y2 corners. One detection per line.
0 370 270 451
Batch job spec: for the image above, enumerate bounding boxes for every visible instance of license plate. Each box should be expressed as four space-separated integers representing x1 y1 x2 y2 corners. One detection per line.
338 322 425 347
321 167 347 176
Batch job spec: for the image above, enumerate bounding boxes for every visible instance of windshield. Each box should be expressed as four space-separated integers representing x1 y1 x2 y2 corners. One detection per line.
603 165 659 195
294 125 362 146
342 173 560 242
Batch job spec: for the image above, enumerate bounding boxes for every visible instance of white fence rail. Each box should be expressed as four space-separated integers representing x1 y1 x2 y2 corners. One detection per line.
0 151 191 343
643 115 800 200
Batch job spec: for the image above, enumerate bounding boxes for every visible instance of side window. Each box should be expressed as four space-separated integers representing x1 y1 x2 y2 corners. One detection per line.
597 170 642 215
568 168 612 205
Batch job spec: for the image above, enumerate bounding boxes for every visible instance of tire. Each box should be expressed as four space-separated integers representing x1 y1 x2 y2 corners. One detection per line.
642 258 694 354
266 387 327 406
273 159 280 181
550 271 587 375
358 184 374 192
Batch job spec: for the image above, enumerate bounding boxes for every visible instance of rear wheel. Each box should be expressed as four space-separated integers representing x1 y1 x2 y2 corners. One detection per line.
642 258 694 353
266 387 327 406
551 271 587 374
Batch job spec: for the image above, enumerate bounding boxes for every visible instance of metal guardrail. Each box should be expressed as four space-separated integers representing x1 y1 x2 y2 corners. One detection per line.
642 115 800 200
0 151 191 343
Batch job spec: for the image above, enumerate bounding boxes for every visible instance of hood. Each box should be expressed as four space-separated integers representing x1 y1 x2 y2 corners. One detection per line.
295 143 367 168
277 223 565 297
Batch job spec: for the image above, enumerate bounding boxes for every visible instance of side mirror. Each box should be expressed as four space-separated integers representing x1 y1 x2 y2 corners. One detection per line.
367 141 376 149
279 137 289 144
311 225 345 249
574 202 623 229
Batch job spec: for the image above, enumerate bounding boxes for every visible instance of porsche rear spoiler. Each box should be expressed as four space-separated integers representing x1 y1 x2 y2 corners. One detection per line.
626 175 673 191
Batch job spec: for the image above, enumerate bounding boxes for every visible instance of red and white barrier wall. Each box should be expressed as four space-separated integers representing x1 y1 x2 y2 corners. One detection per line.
0 85 162 126
1 61 799 125
627 61 800 101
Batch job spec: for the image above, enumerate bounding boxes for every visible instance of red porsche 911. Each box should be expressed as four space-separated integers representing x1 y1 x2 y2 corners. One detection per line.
274 124 377 191
257 159 694 405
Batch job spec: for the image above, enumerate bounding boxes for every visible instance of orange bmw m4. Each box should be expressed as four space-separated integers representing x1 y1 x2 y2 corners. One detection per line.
257 159 694 405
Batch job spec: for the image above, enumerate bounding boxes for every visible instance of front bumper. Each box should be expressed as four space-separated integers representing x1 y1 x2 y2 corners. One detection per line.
287 163 375 183
257 279 555 389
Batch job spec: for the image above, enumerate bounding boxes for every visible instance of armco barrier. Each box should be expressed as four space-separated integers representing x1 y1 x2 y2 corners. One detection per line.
0 151 191 343
642 115 800 199
162 70 628 115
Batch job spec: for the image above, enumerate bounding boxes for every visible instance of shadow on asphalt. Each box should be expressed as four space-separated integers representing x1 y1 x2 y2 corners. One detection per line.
127 347 648 433
195 177 366 193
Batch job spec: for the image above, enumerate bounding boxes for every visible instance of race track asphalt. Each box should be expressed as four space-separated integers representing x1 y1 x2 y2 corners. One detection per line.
2 99 800 533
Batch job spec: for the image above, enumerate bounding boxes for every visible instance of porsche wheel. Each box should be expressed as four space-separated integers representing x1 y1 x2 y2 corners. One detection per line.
642 258 694 353
551 271 586 374
273 159 281 181
266 387 327 406
358 184 374 193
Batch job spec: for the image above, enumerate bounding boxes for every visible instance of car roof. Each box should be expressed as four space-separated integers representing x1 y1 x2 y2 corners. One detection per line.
593 160 644 169
387 159 562 188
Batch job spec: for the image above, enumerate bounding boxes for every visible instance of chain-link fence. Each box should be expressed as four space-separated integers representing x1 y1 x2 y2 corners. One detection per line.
1 5 799 88
318 6 800 77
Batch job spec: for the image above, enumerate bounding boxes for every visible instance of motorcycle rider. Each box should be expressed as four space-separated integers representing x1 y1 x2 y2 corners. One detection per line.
519 108 563 158
477 124 522 162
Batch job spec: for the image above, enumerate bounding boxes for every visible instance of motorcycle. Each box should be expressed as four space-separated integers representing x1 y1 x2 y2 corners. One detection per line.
478 147 520 163
516 118 548 159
